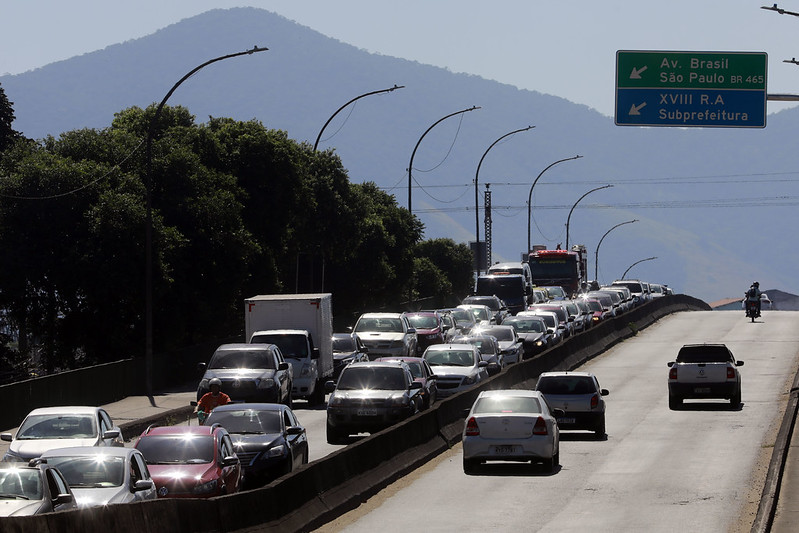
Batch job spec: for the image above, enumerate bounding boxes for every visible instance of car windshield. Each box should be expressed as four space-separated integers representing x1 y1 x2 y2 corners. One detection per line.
209 349 275 369
464 297 499 310
676 346 733 364
404 362 423 378
537 376 595 395
0 469 43 500
17 414 96 440
449 309 473 324
406 315 438 329
354 317 403 333
425 350 475 367
332 337 356 352
44 456 125 488
504 319 545 333
466 307 490 321
584 300 603 312
473 396 541 414
136 435 215 464
453 337 497 355
250 333 308 359
337 367 406 390
480 327 514 342
545 287 567 298
205 409 282 434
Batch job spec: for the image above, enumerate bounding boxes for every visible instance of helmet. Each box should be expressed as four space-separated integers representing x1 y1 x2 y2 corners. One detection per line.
754 281 760 287
209 378 222 388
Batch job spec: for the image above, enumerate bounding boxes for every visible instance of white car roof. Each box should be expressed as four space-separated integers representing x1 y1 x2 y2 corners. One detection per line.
24 406 103 416
40 446 135 459
477 389 541 399
424 343 476 351
359 312 403 319
539 371 595 378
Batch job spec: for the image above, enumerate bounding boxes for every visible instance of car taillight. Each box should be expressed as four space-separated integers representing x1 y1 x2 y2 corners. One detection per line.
590 393 599 409
669 367 678 380
727 367 735 379
533 416 548 435
465 417 480 436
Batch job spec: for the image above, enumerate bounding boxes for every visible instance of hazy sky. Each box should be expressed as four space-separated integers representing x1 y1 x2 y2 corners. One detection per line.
2 1 799 116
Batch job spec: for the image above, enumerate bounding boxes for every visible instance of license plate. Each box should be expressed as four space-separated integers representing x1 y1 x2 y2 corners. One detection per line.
357 409 377 416
694 387 711 394
493 445 516 455
557 417 576 424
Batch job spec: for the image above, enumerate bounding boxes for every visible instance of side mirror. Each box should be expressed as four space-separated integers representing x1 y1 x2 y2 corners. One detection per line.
54 493 74 505
102 430 120 440
311 347 320 360
667 362 674 367
190 400 198 407
133 479 155 492
278 361 289 371
736 361 744 366
410 381 423 390
286 426 304 436
221 455 239 467
1 433 13 442
407 328 417 335
600 389 609 396
552 408 566 418
324 380 337 393
196 362 207 372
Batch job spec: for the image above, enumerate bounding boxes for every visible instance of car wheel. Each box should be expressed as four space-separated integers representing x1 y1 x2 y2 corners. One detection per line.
326 420 347 445
594 415 606 438
730 388 742 408
463 457 479 474
668 394 682 410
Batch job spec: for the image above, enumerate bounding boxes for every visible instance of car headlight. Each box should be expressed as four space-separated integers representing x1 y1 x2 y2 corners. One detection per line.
257 378 276 389
463 374 477 385
387 395 407 407
535 340 544 347
267 444 286 458
193 479 219 495
328 394 345 407
300 363 312 377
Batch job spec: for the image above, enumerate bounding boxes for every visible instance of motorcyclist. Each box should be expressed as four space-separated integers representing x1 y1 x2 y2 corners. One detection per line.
194 377 230 424
745 281 762 317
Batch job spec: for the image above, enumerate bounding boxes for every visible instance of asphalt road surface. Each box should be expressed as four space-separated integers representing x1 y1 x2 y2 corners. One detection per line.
312 310 799 533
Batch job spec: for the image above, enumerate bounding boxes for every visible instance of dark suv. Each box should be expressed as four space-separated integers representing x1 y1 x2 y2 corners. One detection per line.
196 343 293 406
324 361 423 444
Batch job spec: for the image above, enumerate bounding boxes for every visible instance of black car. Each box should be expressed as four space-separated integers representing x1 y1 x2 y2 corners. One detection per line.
197 344 293 406
205 403 308 490
332 333 370 379
460 295 509 324
325 361 423 444
500 315 551 358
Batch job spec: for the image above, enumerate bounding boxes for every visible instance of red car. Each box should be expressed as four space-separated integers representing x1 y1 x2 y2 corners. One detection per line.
403 311 448 353
133 424 241 498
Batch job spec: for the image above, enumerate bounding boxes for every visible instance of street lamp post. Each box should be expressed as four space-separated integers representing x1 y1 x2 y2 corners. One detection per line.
565 184 613 250
474 125 534 273
621 256 657 280
313 85 404 151
407 106 479 216
527 155 582 255
145 46 268 400
594 219 638 281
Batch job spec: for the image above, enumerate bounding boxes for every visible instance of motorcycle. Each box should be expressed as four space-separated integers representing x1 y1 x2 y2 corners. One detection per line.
745 299 760 322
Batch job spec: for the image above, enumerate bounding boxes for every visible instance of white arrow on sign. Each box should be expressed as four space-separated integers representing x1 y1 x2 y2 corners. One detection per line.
629 65 648 79
628 102 647 115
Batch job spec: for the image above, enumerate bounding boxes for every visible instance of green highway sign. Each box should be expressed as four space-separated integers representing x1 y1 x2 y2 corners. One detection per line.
615 50 767 128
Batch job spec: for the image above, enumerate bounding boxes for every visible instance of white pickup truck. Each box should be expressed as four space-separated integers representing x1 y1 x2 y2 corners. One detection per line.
667 343 744 409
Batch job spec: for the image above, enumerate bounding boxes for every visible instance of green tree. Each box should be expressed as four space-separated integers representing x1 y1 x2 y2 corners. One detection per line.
0 83 19 153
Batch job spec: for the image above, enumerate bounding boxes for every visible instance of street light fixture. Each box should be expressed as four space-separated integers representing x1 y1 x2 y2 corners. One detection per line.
594 219 638 282
407 106 479 216
565 184 613 250
313 85 404 151
621 256 657 280
145 46 268 400
527 155 582 255
474 125 534 273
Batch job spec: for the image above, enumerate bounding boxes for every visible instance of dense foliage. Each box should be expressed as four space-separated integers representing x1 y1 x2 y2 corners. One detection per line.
0 104 473 373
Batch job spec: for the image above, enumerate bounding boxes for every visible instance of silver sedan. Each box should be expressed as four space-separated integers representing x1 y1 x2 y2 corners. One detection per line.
462 389 561 473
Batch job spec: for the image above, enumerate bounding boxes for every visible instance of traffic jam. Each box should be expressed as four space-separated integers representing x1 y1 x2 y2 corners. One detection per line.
0 246 673 515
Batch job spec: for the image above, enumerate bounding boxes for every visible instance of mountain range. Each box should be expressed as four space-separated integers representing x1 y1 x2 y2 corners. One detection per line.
2 7 798 303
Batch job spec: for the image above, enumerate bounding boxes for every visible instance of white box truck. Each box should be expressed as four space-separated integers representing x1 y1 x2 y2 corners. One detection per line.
245 293 333 405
